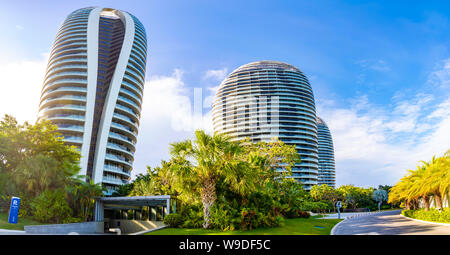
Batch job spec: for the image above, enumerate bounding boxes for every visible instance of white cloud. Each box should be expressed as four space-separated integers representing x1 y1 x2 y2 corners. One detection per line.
384 93 435 133
356 59 390 72
203 68 229 81
317 91 450 188
141 69 213 133
132 70 213 178
427 58 450 89
428 98 450 119
0 54 48 124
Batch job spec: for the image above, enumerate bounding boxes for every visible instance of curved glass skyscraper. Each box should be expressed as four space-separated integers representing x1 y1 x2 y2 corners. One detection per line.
212 61 319 190
317 117 336 188
38 7 147 195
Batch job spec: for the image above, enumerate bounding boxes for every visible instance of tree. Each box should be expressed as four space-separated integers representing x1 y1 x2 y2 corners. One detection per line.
310 184 342 212
240 137 300 182
0 115 80 214
337 185 374 210
389 174 416 210
67 177 105 222
373 189 388 212
389 151 450 210
14 154 79 198
437 152 450 208
168 130 257 229
421 156 444 209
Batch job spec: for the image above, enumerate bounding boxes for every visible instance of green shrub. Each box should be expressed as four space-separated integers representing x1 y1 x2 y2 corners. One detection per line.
401 210 413 217
208 193 284 231
178 204 204 228
301 201 331 213
163 213 184 228
402 208 450 223
210 201 240 231
31 189 73 224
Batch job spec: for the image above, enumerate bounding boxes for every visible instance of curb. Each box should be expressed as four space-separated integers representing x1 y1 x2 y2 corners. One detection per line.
330 218 346 235
0 229 26 234
400 214 450 227
326 210 393 220
129 225 167 235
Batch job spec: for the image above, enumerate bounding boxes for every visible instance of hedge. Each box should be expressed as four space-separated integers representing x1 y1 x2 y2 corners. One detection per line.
402 208 450 223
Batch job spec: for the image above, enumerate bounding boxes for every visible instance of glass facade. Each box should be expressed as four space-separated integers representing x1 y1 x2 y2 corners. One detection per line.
212 61 319 190
38 7 147 195
317 117 336 188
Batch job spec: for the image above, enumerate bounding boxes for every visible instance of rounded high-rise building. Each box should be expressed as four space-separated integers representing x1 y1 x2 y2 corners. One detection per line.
317 117 336 188
212 61 319 190
38 7 147 195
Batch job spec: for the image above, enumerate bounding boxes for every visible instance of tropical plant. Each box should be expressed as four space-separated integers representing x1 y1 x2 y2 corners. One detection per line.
337 185 374 210
0 114 81 216
310 184 343 212
373 189 388 212
168 130 257 228
163 213 184 228
389 151 450 211
67 177 105 222
31 189 73 224
240 137 301 181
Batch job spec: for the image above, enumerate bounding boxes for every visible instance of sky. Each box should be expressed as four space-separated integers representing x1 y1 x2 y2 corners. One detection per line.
1 0 449 188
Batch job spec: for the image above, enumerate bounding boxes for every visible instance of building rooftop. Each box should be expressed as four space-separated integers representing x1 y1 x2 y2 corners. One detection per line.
231 60 302 75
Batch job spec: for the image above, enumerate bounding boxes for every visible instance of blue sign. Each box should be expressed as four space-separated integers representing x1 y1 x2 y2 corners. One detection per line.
8 197 20 224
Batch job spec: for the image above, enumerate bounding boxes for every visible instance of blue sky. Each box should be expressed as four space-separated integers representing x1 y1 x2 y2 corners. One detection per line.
1 0 449 188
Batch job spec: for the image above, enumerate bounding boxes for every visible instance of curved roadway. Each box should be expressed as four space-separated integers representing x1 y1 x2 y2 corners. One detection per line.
332 210 450 235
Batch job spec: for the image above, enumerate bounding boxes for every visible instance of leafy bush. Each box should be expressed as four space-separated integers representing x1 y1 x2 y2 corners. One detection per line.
208 189 286 231
402 208 450 223
178 204 204 228
31 189 73 224
301 201 331 213
209 200 240 231
163 213 184 228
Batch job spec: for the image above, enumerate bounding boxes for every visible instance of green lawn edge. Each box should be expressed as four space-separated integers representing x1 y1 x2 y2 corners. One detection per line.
0 212 43 230
146 217 343 235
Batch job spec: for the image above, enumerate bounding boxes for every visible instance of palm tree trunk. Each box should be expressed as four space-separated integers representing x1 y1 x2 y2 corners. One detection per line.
413 199 419 210
434 193 443 209
423 195 430 211
201 177 216 229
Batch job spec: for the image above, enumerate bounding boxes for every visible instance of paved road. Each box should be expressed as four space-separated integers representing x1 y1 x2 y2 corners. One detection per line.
332 210 450 235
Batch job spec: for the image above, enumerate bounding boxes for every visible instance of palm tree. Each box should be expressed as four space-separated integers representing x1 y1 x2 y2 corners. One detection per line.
79 179 105 221
390 173 415 209
438 152 450 208
67 176 105 221
409 164 433 211
421 156 445 210
169 130 256 229
390 152 450 211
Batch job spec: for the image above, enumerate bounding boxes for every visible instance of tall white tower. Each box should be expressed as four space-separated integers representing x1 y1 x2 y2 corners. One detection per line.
38 7 147 195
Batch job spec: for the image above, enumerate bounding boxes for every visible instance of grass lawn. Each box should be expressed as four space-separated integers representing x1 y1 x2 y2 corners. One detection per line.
146 217 342 235
0 212 43 230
